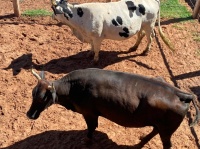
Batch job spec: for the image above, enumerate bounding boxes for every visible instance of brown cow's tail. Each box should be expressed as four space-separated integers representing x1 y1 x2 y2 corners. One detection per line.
177 92 200 127
190 98 200 127
157 9 175 51
177 92 194 103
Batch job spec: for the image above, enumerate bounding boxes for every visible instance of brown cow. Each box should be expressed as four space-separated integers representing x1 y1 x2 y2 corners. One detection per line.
27 68 200 149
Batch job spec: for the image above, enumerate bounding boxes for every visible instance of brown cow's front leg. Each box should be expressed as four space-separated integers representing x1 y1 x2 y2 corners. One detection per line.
83 115 98 139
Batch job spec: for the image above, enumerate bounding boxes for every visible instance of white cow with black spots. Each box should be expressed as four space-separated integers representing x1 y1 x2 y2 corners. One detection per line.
51 0 173 63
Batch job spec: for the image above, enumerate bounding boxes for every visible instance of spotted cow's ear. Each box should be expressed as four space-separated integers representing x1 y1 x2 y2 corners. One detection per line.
51 0 57 6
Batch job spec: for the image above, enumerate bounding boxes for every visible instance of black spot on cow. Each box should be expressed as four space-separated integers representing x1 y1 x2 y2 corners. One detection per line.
119 27 129 38
125 1 137 12
119 32 129 38
138 4 146 15
112 16 123 26
116 16 123 25
123 27 129 33
77 7 84 17
112 19 118 26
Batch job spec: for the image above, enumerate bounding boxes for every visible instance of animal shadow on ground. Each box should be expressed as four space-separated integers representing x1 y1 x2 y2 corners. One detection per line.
188 86 200 149
175 70 200 103
0 14 15 20
2 130 149 149
3 50 153 75
159 16 193 26
3 53 33 75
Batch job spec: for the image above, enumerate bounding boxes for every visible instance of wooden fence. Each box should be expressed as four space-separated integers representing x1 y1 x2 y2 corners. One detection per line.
12 0 200 20
13 0 20 17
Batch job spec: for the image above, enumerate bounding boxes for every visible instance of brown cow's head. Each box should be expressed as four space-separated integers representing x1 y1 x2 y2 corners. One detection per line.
26 68 57 120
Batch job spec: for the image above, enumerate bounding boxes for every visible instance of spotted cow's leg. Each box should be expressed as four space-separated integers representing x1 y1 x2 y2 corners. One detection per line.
142 19 157 55
92 38 102 64
129 30 145 52
87 42 94 58
142 30 153 55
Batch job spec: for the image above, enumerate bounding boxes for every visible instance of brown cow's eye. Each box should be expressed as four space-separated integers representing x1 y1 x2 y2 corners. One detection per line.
32 86 38 97
39 92 45 99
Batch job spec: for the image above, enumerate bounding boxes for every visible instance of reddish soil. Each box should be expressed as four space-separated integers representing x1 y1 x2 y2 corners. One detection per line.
0 0 200 149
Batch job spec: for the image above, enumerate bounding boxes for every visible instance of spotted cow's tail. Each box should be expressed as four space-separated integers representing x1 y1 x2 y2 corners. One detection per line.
157 9 175 51
177 91 200 127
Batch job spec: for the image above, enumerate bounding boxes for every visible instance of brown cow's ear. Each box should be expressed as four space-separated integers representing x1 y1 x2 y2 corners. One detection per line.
48 83 57 103
39 71 45 79
48 83 56 92
47 85 53 90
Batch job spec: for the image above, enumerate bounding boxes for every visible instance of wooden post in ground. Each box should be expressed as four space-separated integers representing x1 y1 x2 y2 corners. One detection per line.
193 0 200 18
13 0 20 17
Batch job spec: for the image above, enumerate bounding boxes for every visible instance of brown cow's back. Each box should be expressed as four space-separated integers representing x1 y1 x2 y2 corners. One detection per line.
63 68 191 127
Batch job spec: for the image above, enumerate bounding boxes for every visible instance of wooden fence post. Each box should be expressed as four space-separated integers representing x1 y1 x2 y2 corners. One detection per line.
193 0 200 19
13 0 20 17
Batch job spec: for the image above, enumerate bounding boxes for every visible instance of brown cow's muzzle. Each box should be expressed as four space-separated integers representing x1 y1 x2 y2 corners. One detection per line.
27 109 41 120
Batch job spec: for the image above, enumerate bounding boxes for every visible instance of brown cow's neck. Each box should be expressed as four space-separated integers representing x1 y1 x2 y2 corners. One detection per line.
49 80 71 104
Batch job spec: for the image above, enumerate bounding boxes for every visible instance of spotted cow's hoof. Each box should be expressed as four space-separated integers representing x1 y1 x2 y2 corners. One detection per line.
92 59 98 65
87 51 94 58
141 50 149 56
129 45 138 52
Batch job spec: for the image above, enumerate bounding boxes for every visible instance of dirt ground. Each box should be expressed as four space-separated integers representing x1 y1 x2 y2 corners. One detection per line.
0 0 200 148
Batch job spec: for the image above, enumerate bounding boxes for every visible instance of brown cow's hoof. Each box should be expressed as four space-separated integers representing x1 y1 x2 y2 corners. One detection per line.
81 137 92 145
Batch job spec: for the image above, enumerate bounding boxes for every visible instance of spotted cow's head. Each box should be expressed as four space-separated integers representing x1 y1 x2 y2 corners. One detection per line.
26 68 57 120
51 0 73 23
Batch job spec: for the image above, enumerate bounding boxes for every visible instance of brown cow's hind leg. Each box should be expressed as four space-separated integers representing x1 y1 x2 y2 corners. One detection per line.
134 127 158 148
159 129 173 149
